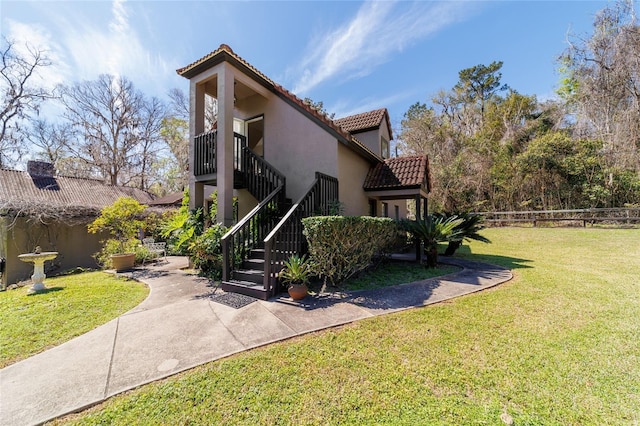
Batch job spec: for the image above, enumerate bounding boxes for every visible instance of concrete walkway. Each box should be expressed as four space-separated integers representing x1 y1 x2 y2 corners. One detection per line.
0 257 511 426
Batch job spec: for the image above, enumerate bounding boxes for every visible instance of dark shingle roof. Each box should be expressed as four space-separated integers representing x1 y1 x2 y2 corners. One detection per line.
0 168 155 216
363 155 430 191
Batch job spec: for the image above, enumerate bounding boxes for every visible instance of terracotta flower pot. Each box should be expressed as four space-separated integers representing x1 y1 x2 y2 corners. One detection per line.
110 253 136 272
287 283 308 300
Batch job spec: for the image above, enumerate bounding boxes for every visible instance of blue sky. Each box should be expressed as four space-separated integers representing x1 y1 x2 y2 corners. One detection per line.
3 0 609 129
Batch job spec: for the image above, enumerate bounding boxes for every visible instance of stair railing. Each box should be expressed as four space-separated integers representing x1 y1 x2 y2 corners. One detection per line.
263 172 339 292
222 146 286 283
242 146 285 202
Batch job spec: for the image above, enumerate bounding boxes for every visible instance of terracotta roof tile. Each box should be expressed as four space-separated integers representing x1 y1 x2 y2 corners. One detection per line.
177 44 382 163
363 155 430 191
335 108 386 133
0 168 155 216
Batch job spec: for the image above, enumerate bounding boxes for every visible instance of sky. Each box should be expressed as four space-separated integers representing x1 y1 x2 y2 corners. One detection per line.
2 0 611 132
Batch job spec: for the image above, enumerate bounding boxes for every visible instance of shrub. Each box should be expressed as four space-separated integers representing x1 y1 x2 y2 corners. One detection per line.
302 216 400 285
160 190 205 255
88 197 147 253
189 223 227 280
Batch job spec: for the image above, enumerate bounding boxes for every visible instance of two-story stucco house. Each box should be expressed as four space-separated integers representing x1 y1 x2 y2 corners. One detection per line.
177 44 431 299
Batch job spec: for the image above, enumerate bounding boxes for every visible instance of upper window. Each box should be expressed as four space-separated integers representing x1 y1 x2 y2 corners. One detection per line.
381 136 390 159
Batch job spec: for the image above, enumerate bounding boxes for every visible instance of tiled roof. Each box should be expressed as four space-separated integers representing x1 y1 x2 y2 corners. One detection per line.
0 168 155 216
335 108 387 133
148 191 183 206
363 155 430 191
177 44 382 163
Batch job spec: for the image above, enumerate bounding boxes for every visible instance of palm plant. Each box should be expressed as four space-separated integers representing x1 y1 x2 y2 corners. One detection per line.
440 212 491 256
402 215 464 267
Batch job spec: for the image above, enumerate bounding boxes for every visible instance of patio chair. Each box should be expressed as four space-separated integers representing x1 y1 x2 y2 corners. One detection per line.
142 238 167 263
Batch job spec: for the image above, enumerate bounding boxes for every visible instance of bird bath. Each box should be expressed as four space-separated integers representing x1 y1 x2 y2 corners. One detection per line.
18 251 58 294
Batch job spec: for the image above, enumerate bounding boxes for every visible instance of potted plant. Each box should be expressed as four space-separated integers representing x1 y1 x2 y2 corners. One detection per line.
279 254 311 300
88 197 147 271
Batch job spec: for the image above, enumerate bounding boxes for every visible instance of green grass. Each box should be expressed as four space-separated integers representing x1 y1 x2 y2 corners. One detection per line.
0 271 148 368
56 228 640 425
336 260 459 291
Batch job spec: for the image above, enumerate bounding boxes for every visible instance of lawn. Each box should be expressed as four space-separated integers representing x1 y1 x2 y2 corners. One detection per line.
0 271 148 368
322 260 459 292
57 228 640 425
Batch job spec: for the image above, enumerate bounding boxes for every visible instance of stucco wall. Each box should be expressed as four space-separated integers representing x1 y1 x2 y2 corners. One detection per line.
354 129 380 157
337 143 373 216
378 200 409 220
1 218 104 287
352 120 392 159
237 93 340 202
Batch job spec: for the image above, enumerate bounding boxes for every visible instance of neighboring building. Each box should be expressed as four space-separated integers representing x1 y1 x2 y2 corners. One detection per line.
148 192 184 207
177 44 431 299
0 161 155 288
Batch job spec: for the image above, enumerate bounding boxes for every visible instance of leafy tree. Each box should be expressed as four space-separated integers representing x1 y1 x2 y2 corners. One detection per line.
304 97 335 119
454 61 508 130
159 116 189 192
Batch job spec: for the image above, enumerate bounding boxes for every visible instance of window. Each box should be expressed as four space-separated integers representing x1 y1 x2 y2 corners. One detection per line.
395 205 400 220
381 136 390 159
369 199 377 216
382 202 388 217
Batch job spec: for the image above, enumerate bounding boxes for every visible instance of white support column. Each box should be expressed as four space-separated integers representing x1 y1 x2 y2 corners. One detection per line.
216 64 235 226
189 82 206 210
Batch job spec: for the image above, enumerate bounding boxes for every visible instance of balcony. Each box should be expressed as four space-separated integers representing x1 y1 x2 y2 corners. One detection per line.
193 131 247 177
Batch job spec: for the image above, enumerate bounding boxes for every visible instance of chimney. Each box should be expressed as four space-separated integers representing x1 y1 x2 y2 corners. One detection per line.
27 161 55 178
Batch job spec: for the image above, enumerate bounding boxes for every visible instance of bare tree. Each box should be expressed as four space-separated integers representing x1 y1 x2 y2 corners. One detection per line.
161 88 217 193
168 87 217 128
561 0 640 170
0 37 54 167
24 119 73 166
59 74 165 188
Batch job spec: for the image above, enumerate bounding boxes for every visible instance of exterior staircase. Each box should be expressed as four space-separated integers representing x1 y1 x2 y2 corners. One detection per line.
221 198 293 300
213 137 338 300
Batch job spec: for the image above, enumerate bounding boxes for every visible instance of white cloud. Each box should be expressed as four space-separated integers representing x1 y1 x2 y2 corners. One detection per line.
7 0 175 102
5 20 69 92
291 0 479 95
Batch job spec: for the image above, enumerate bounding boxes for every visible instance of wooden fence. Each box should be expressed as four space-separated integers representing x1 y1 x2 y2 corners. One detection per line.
479 208 640 227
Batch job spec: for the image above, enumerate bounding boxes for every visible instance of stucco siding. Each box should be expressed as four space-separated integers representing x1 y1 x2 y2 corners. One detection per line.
238 93 339 201
2 219 104 287
354 129 381 157
337 143 373 216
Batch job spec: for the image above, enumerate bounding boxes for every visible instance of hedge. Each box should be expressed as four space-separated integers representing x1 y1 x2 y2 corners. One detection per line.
301 216 400 285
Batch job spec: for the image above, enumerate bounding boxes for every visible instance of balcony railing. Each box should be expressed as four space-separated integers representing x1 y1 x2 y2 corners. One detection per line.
193 131 246 176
